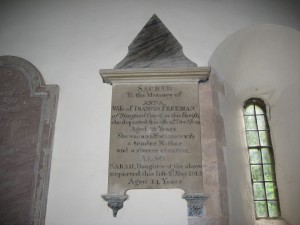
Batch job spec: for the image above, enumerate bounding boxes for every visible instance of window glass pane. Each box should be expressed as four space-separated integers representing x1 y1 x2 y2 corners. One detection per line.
243 99 280 218
265 182 277 200
261 148 272 163
251 165 264 181
257 115 267 130
244 105 255 115
255 106 264 115
249 149 261 164
253 183 266 200
259 131 270 146
244 116 257 130
263 165 274 181
255 201 268 218
268 201 280 218
247 131 259 146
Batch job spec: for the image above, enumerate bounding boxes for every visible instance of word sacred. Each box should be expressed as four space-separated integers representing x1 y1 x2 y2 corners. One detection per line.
137 85 172 92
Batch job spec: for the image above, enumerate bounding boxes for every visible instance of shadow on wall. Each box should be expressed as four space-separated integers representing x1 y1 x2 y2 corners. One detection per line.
208 24 300 225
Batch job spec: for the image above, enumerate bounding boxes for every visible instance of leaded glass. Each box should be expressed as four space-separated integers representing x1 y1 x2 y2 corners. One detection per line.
253 183 266 200
244 105 255 115
251 165 263 181
255 105 264 115
259 131 270 146
268 201 280 217
265 182 277 200
244 116 257 130
255 201 268 218
249 149 261 164
247 131 259 146
261 148 272 163
257 115 267 130
243 98 280 219
263 165 274 181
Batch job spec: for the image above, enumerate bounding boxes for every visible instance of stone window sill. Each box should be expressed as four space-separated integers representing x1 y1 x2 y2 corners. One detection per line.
256 218 289 225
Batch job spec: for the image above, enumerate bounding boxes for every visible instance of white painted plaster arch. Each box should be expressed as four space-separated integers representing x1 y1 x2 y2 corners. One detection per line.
209 24 300 104
209 24 300 225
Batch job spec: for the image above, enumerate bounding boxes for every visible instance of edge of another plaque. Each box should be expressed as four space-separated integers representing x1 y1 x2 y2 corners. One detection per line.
0 55 60 225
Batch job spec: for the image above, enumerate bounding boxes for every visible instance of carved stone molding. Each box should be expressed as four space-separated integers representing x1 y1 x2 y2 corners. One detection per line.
100 68 210 85
182 193 209 217
102 194 128 217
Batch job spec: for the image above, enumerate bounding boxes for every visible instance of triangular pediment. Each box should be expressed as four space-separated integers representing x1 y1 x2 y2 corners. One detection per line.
115 14 197 69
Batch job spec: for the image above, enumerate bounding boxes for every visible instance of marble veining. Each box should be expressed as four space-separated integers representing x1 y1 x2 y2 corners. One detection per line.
115 14 197 69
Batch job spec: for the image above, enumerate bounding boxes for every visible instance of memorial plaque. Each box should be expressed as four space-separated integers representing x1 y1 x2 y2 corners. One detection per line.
0 56 59 225
101 14 210 218
101 69 210 216
108 82 203 194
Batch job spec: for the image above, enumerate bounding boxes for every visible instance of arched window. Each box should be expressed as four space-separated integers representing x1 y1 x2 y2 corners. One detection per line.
243 98 280 218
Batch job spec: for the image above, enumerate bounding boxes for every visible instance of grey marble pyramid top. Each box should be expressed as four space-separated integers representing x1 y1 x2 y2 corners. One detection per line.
115 14 197 69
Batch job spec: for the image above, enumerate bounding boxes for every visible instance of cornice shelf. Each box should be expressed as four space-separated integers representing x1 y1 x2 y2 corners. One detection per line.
100 67 210 85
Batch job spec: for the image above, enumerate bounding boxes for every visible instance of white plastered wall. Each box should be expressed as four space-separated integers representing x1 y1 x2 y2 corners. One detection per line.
209 25 300 225
0 0 300 225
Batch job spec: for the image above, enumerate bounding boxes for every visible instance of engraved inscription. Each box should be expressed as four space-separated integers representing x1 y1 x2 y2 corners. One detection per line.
108 83 203 194
0 56 59 225
0 67 43 224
